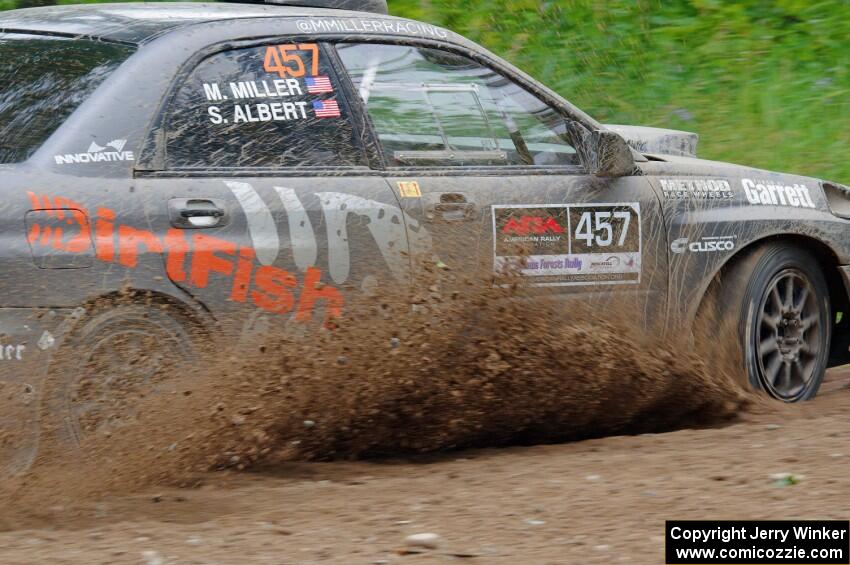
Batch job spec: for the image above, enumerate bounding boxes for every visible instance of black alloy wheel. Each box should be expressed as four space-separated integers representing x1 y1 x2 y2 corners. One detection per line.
718 242 831 402
754 268 825 400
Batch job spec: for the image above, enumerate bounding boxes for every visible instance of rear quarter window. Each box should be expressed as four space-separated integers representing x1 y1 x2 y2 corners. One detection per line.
165 43 365 170
0 34 133 164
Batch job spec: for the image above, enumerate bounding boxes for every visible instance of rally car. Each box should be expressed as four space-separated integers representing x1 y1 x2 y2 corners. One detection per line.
0 0 848 472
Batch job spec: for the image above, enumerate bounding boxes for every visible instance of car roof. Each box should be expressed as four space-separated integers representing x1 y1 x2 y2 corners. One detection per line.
0 2 371 45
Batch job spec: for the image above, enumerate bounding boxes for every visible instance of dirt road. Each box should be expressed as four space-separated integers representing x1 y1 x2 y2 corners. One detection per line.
0 367 846 564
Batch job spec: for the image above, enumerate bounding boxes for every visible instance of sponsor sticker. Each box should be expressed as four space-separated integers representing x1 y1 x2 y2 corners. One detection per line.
396 181 422 198
742 178 816 208
492 203 641 286
671 235 736 254
295 18 450 39
659 178 734 200
54 139 134 165
26 191 345 326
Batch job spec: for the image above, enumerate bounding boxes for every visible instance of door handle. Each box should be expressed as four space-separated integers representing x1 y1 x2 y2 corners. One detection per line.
426 193 477 222
169 198 228 229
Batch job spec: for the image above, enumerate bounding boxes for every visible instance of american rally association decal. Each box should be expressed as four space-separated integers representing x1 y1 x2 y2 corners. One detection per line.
492 203 641 285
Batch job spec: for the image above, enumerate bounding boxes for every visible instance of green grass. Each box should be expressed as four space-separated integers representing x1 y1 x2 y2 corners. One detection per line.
392 0 850 183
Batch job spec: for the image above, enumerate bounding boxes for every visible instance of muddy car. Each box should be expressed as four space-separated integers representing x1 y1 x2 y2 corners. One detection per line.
0 0 848 469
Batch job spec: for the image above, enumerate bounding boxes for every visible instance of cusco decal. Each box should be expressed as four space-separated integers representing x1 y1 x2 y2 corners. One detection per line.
492 203 641 286
26 192 343 324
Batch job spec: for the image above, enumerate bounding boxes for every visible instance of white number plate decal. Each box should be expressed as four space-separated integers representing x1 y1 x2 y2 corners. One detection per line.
492 203 641 286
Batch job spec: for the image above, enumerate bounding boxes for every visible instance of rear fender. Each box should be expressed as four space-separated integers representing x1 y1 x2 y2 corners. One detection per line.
0 307 79 474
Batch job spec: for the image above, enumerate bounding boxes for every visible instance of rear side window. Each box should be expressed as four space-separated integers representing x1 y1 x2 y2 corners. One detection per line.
0 34 133 164
336 43 578 168
166 43 365 170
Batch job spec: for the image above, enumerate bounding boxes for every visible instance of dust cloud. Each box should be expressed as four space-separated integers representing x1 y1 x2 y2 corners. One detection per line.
0 271 754 522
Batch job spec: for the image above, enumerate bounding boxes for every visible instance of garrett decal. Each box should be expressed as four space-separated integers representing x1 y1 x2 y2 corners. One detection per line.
742 178 816 208
660 178 734 200
27 192 343 325
54 139 134 165
493 203 641 286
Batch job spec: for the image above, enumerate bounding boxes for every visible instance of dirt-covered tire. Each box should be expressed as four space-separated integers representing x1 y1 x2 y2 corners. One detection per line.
717 242 831 401
43 302 201 450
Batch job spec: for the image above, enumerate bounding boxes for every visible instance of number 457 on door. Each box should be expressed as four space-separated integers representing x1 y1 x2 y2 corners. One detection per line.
574 209 632 247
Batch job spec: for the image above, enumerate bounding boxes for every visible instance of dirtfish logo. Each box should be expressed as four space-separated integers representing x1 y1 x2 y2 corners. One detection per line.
55 139 134 165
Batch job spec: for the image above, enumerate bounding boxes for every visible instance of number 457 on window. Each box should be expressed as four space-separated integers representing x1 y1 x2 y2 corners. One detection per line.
263 43 319 78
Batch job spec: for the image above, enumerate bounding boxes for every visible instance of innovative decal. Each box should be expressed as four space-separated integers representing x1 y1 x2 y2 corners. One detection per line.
492 203 641 286
54 139 134 165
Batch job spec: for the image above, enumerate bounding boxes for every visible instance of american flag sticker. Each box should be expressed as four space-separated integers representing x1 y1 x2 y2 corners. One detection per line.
312 99 341 119
305 75 334 94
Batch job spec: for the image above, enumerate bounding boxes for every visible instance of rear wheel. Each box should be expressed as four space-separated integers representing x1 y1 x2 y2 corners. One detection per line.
44 302 201 449
718 243 831 401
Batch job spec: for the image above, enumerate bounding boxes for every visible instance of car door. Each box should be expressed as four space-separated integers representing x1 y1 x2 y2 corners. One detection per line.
334 42 667 327
135 41 411 338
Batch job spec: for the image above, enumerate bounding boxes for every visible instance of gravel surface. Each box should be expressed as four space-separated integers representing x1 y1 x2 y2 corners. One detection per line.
0 368 846 564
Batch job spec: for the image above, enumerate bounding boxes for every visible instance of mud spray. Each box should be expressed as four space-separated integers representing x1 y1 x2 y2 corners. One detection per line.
0 269 756 523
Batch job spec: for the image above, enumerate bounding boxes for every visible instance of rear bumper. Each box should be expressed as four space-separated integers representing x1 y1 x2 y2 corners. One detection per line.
841 266 850 300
